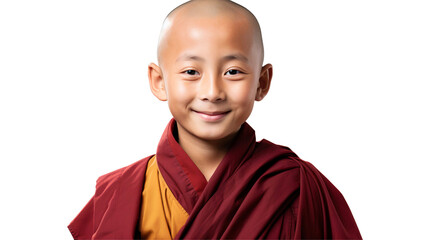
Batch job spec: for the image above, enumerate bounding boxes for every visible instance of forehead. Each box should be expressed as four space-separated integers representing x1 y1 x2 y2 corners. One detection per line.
182 16 251 40
160 13 258 59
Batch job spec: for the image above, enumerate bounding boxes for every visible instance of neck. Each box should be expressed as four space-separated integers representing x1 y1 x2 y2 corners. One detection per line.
175 124 239 181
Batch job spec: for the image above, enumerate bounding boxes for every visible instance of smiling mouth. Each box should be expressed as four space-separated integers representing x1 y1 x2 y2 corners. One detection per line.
192 110 231 122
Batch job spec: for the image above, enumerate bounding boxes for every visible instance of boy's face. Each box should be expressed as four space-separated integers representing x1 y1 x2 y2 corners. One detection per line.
150 11 271 142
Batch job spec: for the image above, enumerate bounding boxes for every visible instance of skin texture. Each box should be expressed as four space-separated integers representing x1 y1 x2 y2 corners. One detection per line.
149 0 273 180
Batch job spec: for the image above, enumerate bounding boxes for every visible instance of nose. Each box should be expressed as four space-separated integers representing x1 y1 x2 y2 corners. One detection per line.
198 73 226 102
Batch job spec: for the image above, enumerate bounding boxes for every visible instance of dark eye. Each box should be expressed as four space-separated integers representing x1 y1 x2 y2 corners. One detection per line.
225 69 240 75
185 69 198 75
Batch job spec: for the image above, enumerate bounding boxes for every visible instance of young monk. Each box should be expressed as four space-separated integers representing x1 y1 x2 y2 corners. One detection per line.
68 0 362 239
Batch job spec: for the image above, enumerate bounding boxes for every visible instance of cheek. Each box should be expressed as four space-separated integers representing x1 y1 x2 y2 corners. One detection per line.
228 80 257 105
166 78 196 119
166 78 195 103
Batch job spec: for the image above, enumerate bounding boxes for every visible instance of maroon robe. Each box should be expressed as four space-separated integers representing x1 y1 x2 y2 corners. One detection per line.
68 119 362 239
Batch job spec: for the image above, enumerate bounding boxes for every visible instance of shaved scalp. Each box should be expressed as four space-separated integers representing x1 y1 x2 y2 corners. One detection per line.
157 0 264 65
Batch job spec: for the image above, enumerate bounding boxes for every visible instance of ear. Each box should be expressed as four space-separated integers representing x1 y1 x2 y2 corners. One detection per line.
255 64 273 101
148 63 167 101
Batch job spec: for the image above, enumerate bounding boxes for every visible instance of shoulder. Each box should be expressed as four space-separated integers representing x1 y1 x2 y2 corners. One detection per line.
255 139 333 184
258 139 346 197
95 155 153 193
91 155 153 226
255 139 309 167
69 155 155 239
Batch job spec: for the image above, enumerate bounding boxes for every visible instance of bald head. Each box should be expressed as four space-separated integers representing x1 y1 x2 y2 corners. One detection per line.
157 0 264 65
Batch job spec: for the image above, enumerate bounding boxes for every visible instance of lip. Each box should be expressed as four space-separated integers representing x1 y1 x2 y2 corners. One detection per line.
192 110 231 122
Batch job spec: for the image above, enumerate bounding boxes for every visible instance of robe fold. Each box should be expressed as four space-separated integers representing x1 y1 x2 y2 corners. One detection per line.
68 119 362 239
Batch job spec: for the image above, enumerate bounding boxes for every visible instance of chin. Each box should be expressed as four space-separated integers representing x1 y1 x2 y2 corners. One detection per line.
195 126 240 142
195 131 229 141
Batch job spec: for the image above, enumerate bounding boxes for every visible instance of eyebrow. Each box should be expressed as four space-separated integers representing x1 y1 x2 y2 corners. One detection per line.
176 54 205 63
175 54 248 63
221 54 249 63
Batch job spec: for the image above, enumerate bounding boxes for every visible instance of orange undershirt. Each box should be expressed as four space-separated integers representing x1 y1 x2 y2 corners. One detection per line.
139 156 189 239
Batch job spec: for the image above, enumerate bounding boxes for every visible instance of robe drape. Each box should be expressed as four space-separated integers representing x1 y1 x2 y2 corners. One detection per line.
68 119 362 239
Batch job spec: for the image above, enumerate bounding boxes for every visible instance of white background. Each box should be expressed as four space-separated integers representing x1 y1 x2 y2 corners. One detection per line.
1 0 428 239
